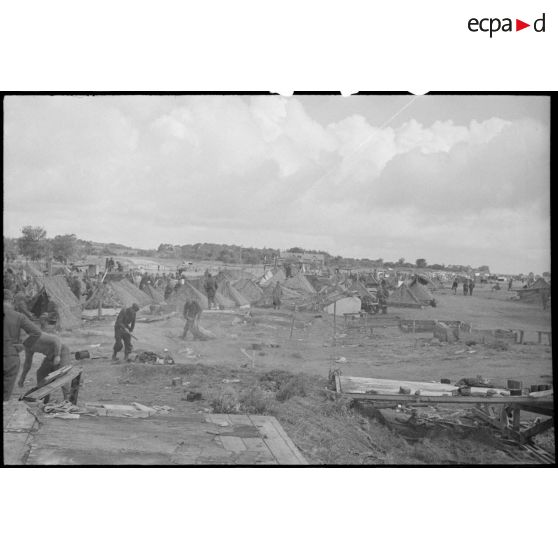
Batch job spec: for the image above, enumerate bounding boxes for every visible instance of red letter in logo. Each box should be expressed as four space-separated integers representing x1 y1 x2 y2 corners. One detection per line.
516 19 530 31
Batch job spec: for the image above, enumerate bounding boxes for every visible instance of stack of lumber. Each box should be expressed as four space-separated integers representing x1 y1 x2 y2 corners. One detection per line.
338 376 511 398
340 376 459 397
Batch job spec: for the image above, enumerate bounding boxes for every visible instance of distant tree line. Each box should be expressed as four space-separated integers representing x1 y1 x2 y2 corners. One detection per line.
4 225 493 274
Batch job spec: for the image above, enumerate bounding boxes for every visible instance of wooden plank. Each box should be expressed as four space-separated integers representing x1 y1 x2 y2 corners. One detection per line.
242 436 276 463
257 415 308 464
3 432 33 465
341 376 459 395
226 414 253 426
529 390 553 399
512 403 554 416
4 402 37 432
220 436 246 453
22 368 82 402
205 414 231 426
249 415 300 464
334 372 342 394
339 393 554 405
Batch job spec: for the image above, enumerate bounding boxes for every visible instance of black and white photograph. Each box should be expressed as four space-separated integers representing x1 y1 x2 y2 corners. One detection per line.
2 93 552 465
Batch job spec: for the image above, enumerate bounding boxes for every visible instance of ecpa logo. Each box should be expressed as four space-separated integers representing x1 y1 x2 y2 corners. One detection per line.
468 13 546 37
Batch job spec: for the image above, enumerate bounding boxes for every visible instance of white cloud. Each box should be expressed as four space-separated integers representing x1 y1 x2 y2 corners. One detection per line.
3 95 550 274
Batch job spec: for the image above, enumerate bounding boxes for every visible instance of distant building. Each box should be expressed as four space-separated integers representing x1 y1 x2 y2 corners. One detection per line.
278 251 325 270
279 251 325 265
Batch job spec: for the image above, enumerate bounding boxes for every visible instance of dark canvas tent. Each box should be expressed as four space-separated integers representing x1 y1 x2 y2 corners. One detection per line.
409 280 436 305
388 284 422 308
84 278 152 309
167 281 209 311
31 276 82 330
218 281 250 307
233 278 263 303
107 279 152 308
284 273 316 294
260 268 286 287
515 278 550 303
143 284 165 304
23 261 43 277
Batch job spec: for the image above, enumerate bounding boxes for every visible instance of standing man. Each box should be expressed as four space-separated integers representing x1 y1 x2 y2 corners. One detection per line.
204 273 217 309
181 297 202 340
70 273 82 300
463 279 468 296
18 332 73 403
3 290 41 401
272 281 282 310
112 303 140 362
468 278 475 296
451 278 459 294
378 280 389 314
508 278 513 291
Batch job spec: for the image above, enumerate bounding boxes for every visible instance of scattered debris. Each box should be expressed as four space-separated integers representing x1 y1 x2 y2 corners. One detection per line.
135 350 175 365
183 391 203 402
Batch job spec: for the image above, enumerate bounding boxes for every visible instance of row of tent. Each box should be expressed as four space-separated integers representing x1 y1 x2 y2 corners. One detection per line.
21 267 441 331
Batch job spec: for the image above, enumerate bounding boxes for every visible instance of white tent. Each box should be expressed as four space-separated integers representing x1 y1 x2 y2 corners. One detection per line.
325 296 361 315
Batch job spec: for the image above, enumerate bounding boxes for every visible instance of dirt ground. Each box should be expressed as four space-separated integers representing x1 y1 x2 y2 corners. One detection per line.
14 283 553 465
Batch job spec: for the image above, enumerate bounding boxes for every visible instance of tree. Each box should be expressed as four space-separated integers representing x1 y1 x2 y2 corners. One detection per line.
52 234 78 263
3 237 18 261
397 257 405 266
416 258 427 268
18 226 47 260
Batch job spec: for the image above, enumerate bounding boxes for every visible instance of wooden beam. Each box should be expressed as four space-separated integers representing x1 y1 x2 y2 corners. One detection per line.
22 367 82 402
519 418 555 443
511 403 554 416
338 392 554 406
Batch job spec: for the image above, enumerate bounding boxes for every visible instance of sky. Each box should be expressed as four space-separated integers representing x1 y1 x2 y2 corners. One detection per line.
3 94 550 274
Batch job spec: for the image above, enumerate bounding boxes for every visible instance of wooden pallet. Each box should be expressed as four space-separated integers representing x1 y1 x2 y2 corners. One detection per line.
23 412 307 466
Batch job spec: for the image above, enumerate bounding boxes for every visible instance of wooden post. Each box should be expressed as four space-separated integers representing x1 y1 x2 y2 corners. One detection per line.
98 296 102 319
290 306 296 339
333 301 337 347
512 407 521 432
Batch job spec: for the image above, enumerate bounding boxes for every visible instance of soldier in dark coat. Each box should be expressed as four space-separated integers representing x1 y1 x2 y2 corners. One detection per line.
204 273 217 309
181 298 202 340
272 282 282 309
112 303 139 361
3 290 41 400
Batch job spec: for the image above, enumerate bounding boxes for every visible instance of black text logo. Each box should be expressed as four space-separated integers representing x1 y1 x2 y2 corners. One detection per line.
468 13 546 37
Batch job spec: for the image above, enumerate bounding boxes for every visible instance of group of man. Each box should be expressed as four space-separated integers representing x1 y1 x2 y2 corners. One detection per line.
451 278 475 295
3 289 74 402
